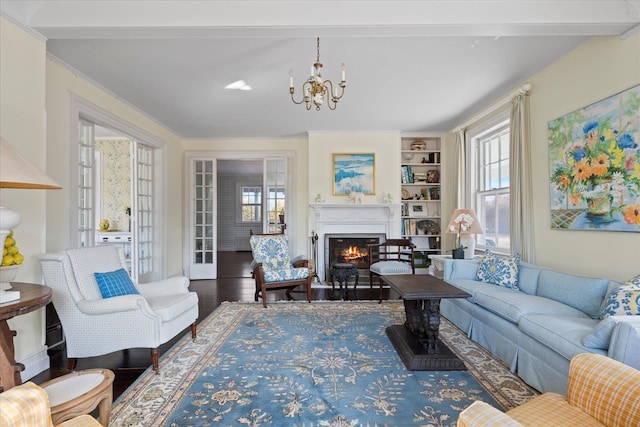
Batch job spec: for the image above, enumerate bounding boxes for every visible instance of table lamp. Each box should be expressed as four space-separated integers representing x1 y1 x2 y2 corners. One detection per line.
0 137 61 296
446 208 484 259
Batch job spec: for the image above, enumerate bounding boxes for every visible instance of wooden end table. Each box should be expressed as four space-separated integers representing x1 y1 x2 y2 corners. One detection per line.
0 282 52 392
381 274 470 370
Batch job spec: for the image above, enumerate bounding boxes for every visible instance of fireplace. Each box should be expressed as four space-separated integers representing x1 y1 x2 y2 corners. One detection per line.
325 233 386 281
310 203 400 281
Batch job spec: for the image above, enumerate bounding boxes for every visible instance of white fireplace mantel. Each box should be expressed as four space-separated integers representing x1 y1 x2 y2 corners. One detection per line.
309 203 401 280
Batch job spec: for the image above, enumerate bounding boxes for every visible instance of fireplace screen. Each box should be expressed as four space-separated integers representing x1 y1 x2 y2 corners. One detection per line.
325 234 385 270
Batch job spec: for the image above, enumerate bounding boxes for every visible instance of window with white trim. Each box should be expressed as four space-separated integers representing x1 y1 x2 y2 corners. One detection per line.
469 116 511 253
238 184 262 223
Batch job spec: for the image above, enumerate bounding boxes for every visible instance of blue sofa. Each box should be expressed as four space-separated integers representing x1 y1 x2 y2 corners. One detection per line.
441 258 640 394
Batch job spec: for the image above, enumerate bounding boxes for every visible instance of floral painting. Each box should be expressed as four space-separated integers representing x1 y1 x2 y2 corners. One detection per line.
333 153 375 195
548 84 640 232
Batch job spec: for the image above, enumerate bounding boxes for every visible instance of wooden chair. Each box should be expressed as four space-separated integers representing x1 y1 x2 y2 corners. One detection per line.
249 231 312 307
368 239 416 302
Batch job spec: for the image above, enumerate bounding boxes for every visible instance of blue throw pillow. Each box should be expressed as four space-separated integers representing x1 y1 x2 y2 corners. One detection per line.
475 250 520 289
94 268 138 298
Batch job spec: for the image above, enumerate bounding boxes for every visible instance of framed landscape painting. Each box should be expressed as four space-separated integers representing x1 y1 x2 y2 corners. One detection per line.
332 153 375 195
548 84 640 232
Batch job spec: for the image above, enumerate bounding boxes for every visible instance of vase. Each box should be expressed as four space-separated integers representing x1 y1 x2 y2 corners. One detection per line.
452 249 464 259
587 194 612 216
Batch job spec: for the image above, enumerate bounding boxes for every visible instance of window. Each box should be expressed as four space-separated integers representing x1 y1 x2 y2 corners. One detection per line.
469 117 510 252
239 185 262 222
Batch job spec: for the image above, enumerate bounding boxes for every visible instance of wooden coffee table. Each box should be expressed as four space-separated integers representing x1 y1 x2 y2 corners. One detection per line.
381 274 470 370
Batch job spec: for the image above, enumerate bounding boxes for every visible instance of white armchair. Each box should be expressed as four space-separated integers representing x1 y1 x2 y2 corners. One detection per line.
39 246 198 372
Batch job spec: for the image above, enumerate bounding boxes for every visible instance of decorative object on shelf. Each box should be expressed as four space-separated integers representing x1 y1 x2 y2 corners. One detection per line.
411 140 426 150
549 84 640 232
402 152 415 161
427 169 440 183
333 153 375 195
289 37 346 111
348 191 364 204
124 205 131 231
401 188 411 200
408 202 428 217
447 208 484 259
314 193 325 203
1 231 24 290
0 137 62 300
417 219 440 235
382 193 393 203
99 218 110 231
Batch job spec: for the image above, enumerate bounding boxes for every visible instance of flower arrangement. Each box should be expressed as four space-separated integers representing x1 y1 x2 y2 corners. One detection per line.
448 212 475 251
550 118 640 225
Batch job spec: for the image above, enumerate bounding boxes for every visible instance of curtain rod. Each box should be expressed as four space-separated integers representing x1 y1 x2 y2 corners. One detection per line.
454 83 531 133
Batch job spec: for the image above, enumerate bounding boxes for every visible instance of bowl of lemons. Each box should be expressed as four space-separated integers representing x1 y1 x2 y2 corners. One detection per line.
1 231 24 288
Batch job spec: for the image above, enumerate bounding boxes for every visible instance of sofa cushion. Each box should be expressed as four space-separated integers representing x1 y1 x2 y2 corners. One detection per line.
506 392 603 427
517 264 540 295
94 268 139 299
536 270 609 318
599 282 640 318
519 314 604 361
582 316 640 350
474 290 591 324
476 251 520 289
445 279 498 301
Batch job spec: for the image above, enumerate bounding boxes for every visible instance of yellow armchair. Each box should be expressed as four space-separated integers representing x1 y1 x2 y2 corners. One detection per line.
457 353 640 427
0 382 102 427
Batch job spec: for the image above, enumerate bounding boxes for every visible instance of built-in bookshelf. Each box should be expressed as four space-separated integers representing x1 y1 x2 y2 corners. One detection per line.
400 133 443 272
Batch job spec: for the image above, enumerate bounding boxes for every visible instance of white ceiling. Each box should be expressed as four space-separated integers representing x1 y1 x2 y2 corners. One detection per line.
2 1 639 139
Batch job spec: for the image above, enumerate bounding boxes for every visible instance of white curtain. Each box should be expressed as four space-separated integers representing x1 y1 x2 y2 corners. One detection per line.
509 89 535 263
453 128 467 209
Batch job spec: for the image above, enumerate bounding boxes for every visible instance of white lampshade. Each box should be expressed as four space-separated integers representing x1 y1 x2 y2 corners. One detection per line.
0 137 61 291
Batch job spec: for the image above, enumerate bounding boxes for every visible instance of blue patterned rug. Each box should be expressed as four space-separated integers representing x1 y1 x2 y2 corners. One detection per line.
110 301 537 426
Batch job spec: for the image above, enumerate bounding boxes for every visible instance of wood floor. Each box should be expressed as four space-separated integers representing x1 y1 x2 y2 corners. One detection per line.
32 251 392 400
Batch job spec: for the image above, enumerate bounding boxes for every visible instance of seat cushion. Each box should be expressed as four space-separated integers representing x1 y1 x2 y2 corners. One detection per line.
146 292 199 322
370 261 412 275
474 289 591 324
507 392 602 426
263 267 309 283
94 268 138 298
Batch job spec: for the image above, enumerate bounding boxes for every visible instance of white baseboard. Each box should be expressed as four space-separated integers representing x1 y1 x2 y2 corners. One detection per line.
19 345 50 382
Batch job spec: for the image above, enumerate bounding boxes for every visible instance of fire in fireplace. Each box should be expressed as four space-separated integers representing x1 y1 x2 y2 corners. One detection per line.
325 234 386 271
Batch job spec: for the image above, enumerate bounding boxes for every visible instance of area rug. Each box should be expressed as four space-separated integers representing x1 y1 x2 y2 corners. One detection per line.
110 301 538 427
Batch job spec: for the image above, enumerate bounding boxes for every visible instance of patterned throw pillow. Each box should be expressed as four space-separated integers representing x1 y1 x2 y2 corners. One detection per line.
94 268 139 298
600 279 640 319
475 250 521 289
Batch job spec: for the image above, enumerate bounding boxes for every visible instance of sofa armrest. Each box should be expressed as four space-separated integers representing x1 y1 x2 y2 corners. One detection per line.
136 276 190 297
457 401 524 427
76 295 150 315
443 259 481 281
567 353 640 427
608 321 640 370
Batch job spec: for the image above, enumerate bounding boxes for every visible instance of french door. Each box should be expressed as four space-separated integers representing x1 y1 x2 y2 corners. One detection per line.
185 153 294 280
75 121 158 282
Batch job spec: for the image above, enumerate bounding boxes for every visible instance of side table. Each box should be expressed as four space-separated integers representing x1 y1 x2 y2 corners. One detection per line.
0 282 52 392
41 368 115 427
329 263 359 300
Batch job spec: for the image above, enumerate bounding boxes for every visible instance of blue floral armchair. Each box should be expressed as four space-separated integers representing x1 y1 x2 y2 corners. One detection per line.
250 233 312 307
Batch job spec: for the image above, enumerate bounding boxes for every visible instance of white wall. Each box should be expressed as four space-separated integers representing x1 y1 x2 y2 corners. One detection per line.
308 131 401 205
447 34 640 282
0 16 49 375
46 57 186 277
528 34 640 281
183 138 309 255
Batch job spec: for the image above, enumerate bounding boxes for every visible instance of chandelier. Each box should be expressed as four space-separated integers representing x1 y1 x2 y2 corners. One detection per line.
289 38 346 110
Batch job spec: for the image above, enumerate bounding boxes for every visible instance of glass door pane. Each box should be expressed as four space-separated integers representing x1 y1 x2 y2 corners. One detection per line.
265 158 287 234
77 120 95 248
189 159 216 279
